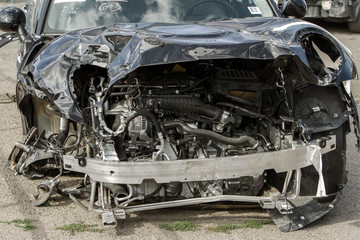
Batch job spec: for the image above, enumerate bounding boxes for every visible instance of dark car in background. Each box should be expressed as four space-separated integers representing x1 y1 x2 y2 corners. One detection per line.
0 0 359 232
277 0 360 32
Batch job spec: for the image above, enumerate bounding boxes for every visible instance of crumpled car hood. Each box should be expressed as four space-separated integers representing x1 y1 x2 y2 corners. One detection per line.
28 17 355 122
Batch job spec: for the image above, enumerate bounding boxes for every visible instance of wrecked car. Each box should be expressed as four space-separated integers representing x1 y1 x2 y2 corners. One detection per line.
0 0 359 232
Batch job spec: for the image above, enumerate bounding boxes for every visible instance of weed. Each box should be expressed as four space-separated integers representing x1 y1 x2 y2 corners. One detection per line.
240 220 263 229
207 220 265 234
0 219 36 231
159 221 198 231
207 224 241 233
56 221 103 236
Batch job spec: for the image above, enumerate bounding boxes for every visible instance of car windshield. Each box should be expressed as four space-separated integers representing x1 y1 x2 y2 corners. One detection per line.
44 0 275 33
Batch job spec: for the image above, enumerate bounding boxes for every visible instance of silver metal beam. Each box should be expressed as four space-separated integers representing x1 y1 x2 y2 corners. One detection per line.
123 195 273 213
63 143 330 184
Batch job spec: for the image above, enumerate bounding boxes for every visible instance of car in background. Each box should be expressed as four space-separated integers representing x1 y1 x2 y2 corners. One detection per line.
277 0 360 32
0 0 359 232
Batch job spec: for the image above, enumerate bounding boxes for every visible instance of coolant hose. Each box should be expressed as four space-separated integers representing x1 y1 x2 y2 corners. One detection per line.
164 120 258 147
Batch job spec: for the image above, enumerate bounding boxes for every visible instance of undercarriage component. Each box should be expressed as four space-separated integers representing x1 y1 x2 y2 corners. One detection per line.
268 194 338 232
70 187 279 214
31 179 60 206
102 211 118 227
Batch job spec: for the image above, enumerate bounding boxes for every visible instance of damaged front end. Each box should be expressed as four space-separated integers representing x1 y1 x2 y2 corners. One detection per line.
2 6 360 232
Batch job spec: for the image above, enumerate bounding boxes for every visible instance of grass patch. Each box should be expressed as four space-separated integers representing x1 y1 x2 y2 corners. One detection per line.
56 221 103 236
0 219 36 231
159 221 198 231
207 224 241 233
240 220 263 229
207 221 265 234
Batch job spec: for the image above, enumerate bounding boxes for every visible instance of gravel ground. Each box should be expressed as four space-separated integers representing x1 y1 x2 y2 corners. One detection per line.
0 1 359 239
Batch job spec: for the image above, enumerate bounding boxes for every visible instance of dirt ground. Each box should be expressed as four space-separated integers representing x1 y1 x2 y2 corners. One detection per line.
0 1 359 239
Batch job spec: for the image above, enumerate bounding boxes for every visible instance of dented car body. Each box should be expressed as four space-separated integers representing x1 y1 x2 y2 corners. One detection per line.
0 0 359 232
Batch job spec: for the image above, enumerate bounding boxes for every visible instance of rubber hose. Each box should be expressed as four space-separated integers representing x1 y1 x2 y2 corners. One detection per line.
164 120 257 147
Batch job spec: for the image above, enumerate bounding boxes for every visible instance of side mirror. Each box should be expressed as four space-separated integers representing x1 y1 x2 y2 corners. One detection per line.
0 7 26 32
282 0 307 19
0 7 28 42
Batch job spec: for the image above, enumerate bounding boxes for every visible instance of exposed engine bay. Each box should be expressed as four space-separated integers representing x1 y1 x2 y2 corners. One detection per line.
10 57 353 231
81 61 271 198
